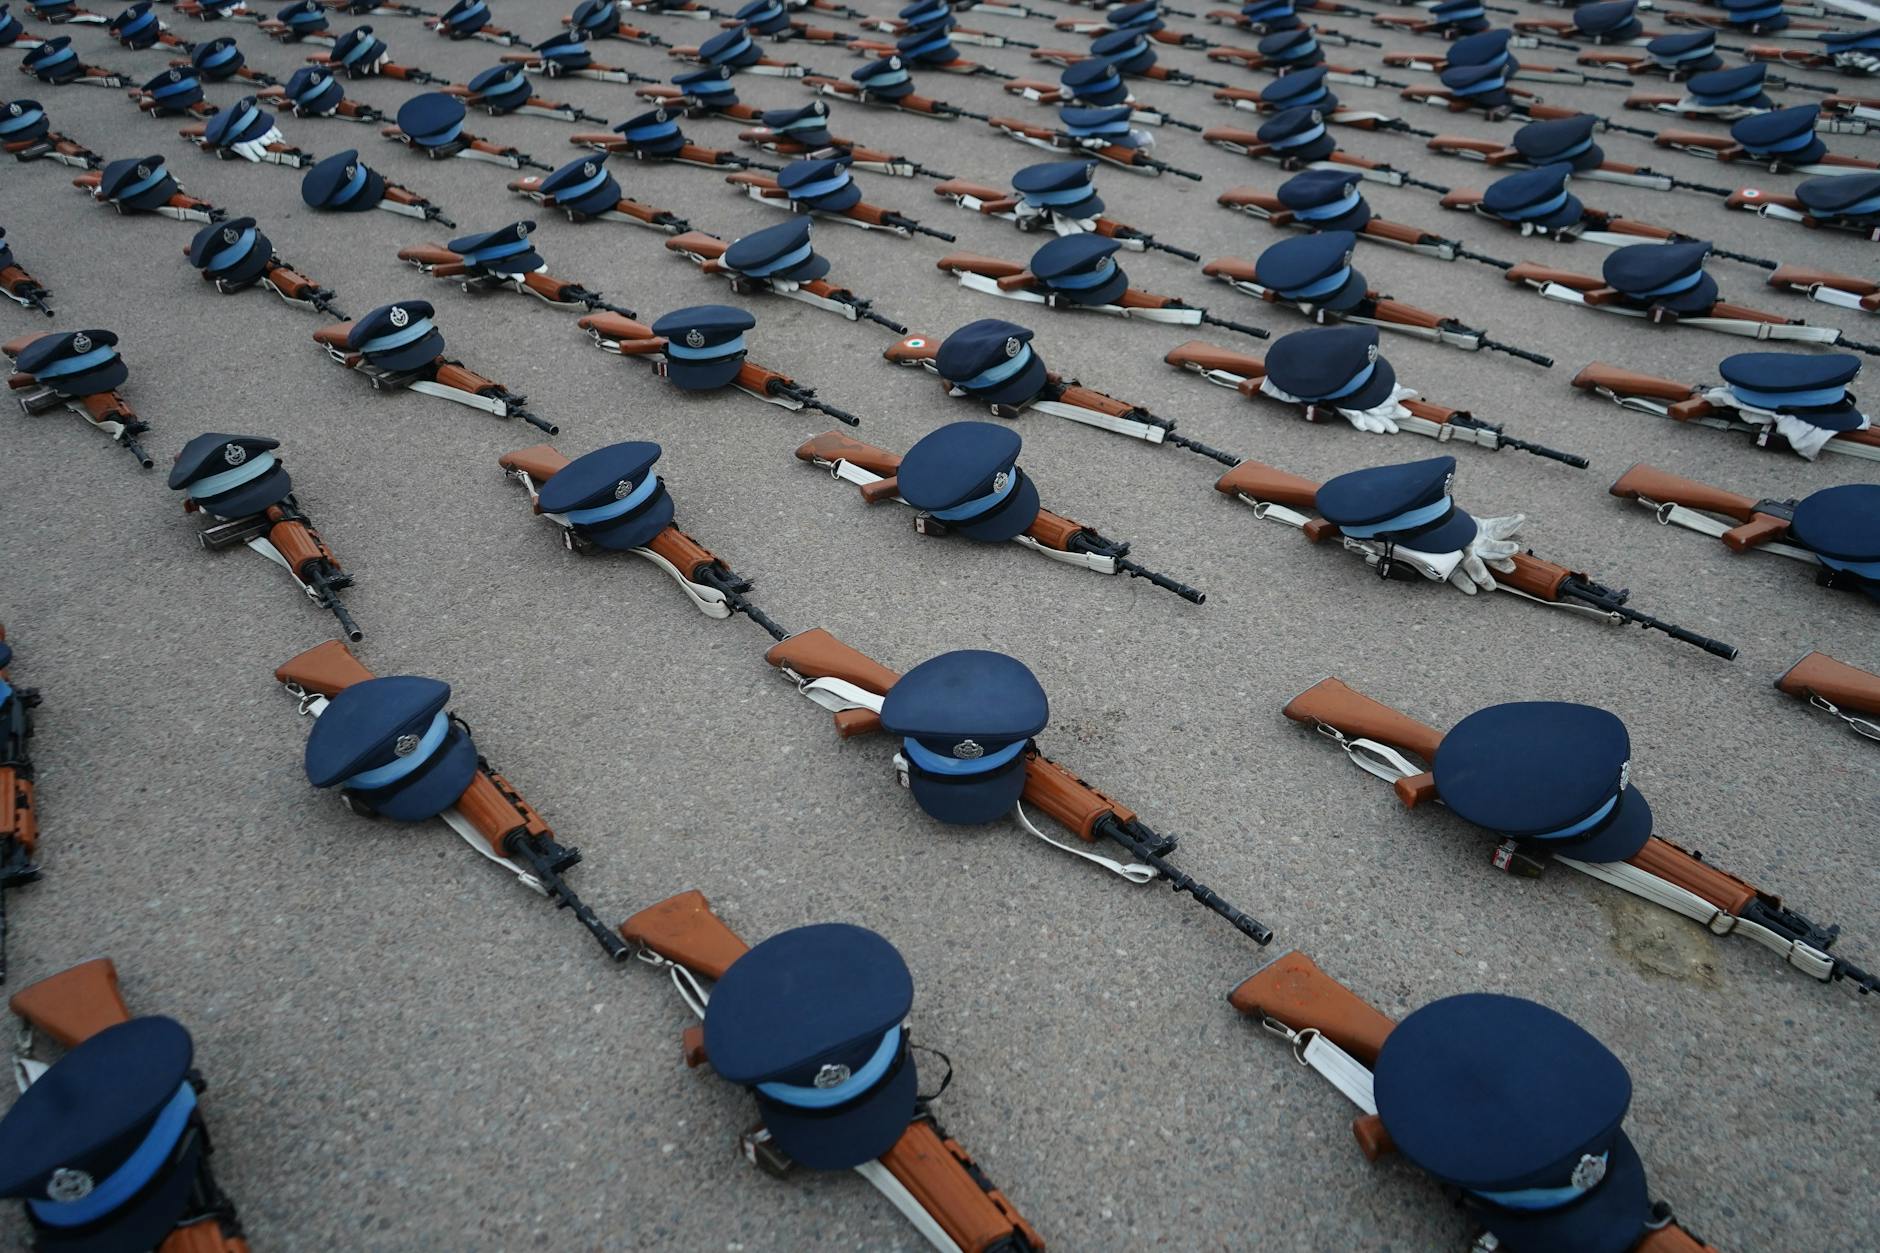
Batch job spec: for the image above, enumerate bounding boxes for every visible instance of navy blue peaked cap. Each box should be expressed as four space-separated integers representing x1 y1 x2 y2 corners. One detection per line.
1574 0 1642 40
777 155 861 212
571 0 619 32
1254 230 1368 312
15 328 127 396
1256 28 1323 66
1058 103 1140 145
187 216 273 288
277 0 329 35
737 0 791 36
853 55 916 99
1260 65 1335 112
674 65 743 106
0 1017 207 1253
700 26 762 67
1731 104 1824 163
759 100 834 146
1090 27 1157 74
651 304 756 390
331 25 389 71
286 66 346 114
896 20 958 65
446 220 543 275
396 92 467 150
109 2 163 50
539 154 623 217
167 432 291 518
1060 56 1128 106
1 99 52 145
1789 484 1880 574
1012 159 1103 218
1446 28 1514 70
23 38 82 85
1426 0 1488 32
0 228 11 272
703 924 918 1170
936 318 1049 408
467 63 531 111
345 299 447 373
1512 114 1603 171
1029 232 1129 305
1255 105 1336 162
1685 63 1771 109
1719 352 1864 432
304 674 479 820
301 149 388 211
1821 26 1880 51
897 421 1041 542
1376 994 1650 1253
1796 171 1880 222
441 0 490 35
1645 30 1720 71
1239 0 1302 31
537 440 674 550
1718 0 1787 31
1317 454 1478 556
202 96 274 150
1434 702 1653 861
1481 162 1584 230
1440 61 1513 105
724 217 831 283
1601 240 1717 314
0 640 10 671
1108 0 1164 32
880 650 1048 824
614 106 690 154
1264 325 1397 411
141 66 203 114
191 37 246 82
0 6 22 48
99 155 179 212
1275 167 1371 231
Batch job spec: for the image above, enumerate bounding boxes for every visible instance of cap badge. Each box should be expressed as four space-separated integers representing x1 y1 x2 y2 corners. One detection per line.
1003 336 1021 358
7 105 20 117
223 442 247 466
1618 760 1630 792
992 470 1009 492
169 69 182 81
1309 109 1322 125
1570 1153 1607 1191
46 1169 94 1203
71 332 91 353
685 328 706 349
222 226 239 244
389 305 409 328
888 56 902 69
1366 343 1377 364
953 739 984 760
344 164 357 178
582 161 598 178
813 1063 851 1088
613 478 634 499
394 733 421 757
135 163 153 179
655 108 669 122
516 221 530 236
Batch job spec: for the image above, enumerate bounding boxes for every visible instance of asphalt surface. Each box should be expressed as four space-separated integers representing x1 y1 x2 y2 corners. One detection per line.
2 3 1877 1250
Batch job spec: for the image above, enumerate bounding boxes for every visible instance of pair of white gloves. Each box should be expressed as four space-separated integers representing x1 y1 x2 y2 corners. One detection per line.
1258 376 1417 435
1441 514 1525 595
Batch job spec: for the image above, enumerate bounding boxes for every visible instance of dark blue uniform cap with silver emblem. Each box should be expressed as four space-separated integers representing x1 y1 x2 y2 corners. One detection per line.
699 26 762 67
110 2 162 49
758 100 834 146
1513 114 1605 171
1718 0 1788 32
536 440 674 550
1239 0 1302 30
1645 29 1721 72
538 153 623 216
852 55 917 98
702 924 918 1171
570 0 619 32
1718 352 1864 432
534 29 595 68
1259 64 1335 112
0 1017 208 1253
1060 56 1127 106
879 650 1049 824
15 329 127 396
1316 454 1479 556
99 156 180 211
331 25 388 71
278 0 329 34
191 37 246 82
1012 159 1104 218
1058 103 1139 143
1090 26 1156 74
286 65 346 114
723 218 832 283
1275 167 1371 231
936 318 1049 408
1440 61 1514 105
446 220 542 275
440 0 489 35
1601 240 1717 314
1821 25 1880 52
777 155 861 211
1445 28 1515 72
345 300 446 373
301 149 388 210
1108 0 1166 33
1789 484 1880 592
0 6 23 48
614 106 689 153
1425 0 1488 33
186 216 272 287
1254 230 1368 311
0 99 52 145
896 421 1042 543
1375 994 1651 1253
1433 701 1653 861
396 92 466 150
1683 63 1771 109
896 19 957 65
1263 325 1398 410
898 0 949 27
467 62 531 111
1029 233 1129 305
1257 27 1323 64
167 432 290 519
1481 163 1585 230
674 64 742 104
650 304 757 390
140 66 203 113
1574 0 1643 40
736 0 791 36
304 675 480 820
23 38 82 85
1731 104 1824 164
1255 105 1336 161
201 96 274 150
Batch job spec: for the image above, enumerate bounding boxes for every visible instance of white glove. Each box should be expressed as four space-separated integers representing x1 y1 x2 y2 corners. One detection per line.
1448 513 1525 595
1336 401 1401 435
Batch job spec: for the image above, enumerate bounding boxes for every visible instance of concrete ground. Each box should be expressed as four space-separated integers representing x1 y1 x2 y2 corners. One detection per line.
2 1 1877 1249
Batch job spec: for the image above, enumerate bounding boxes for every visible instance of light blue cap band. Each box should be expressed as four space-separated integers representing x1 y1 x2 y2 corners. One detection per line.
1652 41 1715 64
0 107 45 135
789 171 852 200
1529 791 1619 842
1745 124 1817 155
961 342 1034 390
1022 183 1096 206
1281 263 1351 300
902 31 954 57
1325 359 1377 400
1452 72 1505 96
930 463 1020 520
1692 79 1765 105
904 737 1028 775
666 331 745 359
120 9 157 34
1729 382 1848 411
35 45 76 71
1048 257 1118 290
207 226 257 272
334 160 369 202
461 236 535 267
863 66 910 88
412 118 464 147
552 165 610 202
756 1026 902 1108
1503 187 1570 221
566 470 660 524
1275 35 1317 58
778 113 828 133
1837 192 1880 217
217 102 261 143
1635 268 1704 297
340 36 383 66
741 239 816 276
295 71 336 101
33 344 118 379
481 70 525 96
343 710 449 790
198 42 238 68
0 680 12 709
1472 1150 1610 1210
1272 120 1326 148
29 1084 197 1229
709 32 752 62
1066 118 1129 136
358 315 436 354
1296 186 1362 221
152 73 200 99
115 165 169 201
626 117 681 141
1821 556 1880 578
1729 0 1784 20
451 0 488 25
188 450 276 502
1338 494 1453 538
688 76 736 96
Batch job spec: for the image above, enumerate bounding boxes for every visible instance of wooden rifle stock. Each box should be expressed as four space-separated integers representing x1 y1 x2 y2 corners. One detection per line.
267 516 338 576
1368 298 1445 330
1024 510 1086 552
884 334 940 366
1637 1224 1722 1253
1506 262 1602 290
1201 256 1259 283
10 956 131 1048
1363 219 1440 248
398 242 461 268
1772 265 1879 298
1213 459 1321 512
274 638 375 696
1164 340 1264 378
617 889 750 979
938 251 1025 279
1571 363 1697 402
1626 837 1757 916
666 230 728 262
311 321 356 350
765 628 901 737
499 443 573 483
433 361 497 394
1608 464 1761 523
1282 676 1446 764
1777 652 1880 719
645 525 721 577
794 431 903 477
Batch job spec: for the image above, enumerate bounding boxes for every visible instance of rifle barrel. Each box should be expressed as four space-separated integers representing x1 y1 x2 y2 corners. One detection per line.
1100 816 1273 944
1166 431 1243 467
1116 557 1205 603
1478 336 1554 368
1669 176 1731 197
310 569 364 641
1161 116 1202 132
506 835 632 961
722 586 794 641
1711 247 1777 269
1201 312 1271 340
1839 336 1880 358
1560 577 1738 658
121 431 156 469
1385 117 1433 135
1448 415 1588 467
1454 246 1514 270
518 154 554 171
1400 172 1452 194
854 303 909 334
777 382 861 426
1599 119 1658 138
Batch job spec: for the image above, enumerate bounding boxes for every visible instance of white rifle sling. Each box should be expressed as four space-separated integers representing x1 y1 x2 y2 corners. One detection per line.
1264 1018 1379 1114
853 1160 967 1253
735 382 806 412
378 198 431 220
628 544 734 618
405 378 509 415
1576 168 1678 192
1628 498 1823 564
1013 800 1157 882
14 1056 49 1093
1242 499 1316 528
791 675 887 716
955 270 1048 303
1027 397 1169 442
1012 534 1116 573
1187 363 1255 389
1790 284 1878 313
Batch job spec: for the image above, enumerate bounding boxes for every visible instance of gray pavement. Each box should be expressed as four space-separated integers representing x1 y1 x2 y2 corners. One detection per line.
1 2 1877 1250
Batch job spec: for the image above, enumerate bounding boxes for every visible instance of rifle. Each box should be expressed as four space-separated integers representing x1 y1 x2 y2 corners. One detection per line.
765 629 1273 943
1652 121 1879 176
1423 132 1734 196
274 640 630 960
398 240 636 318
1436 187 1776 268
1213 456 1736 655
724 170 957 240
1765 264 1880 313
986 114 1202 178
1217 185 1512 269
500 443 793 639
5 331 155 468
619 891 1044 1252
380 118 551 170
578 312 862 424
0 626 41 984
936 251 1269 339
1282 677 1877 993
0 261 54 316
509 172 691 233
1571 362 1880 461
1163 340 1586 464
793 429 1206 602
72 168 226 224
311 317 558 433
732 121 948 178
1776 652 1880 742
1232 950 1723 1251
3 120 103 171
10 959 250 1252
1203 125 1451 193
663 230 906 332
437 79 609 125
